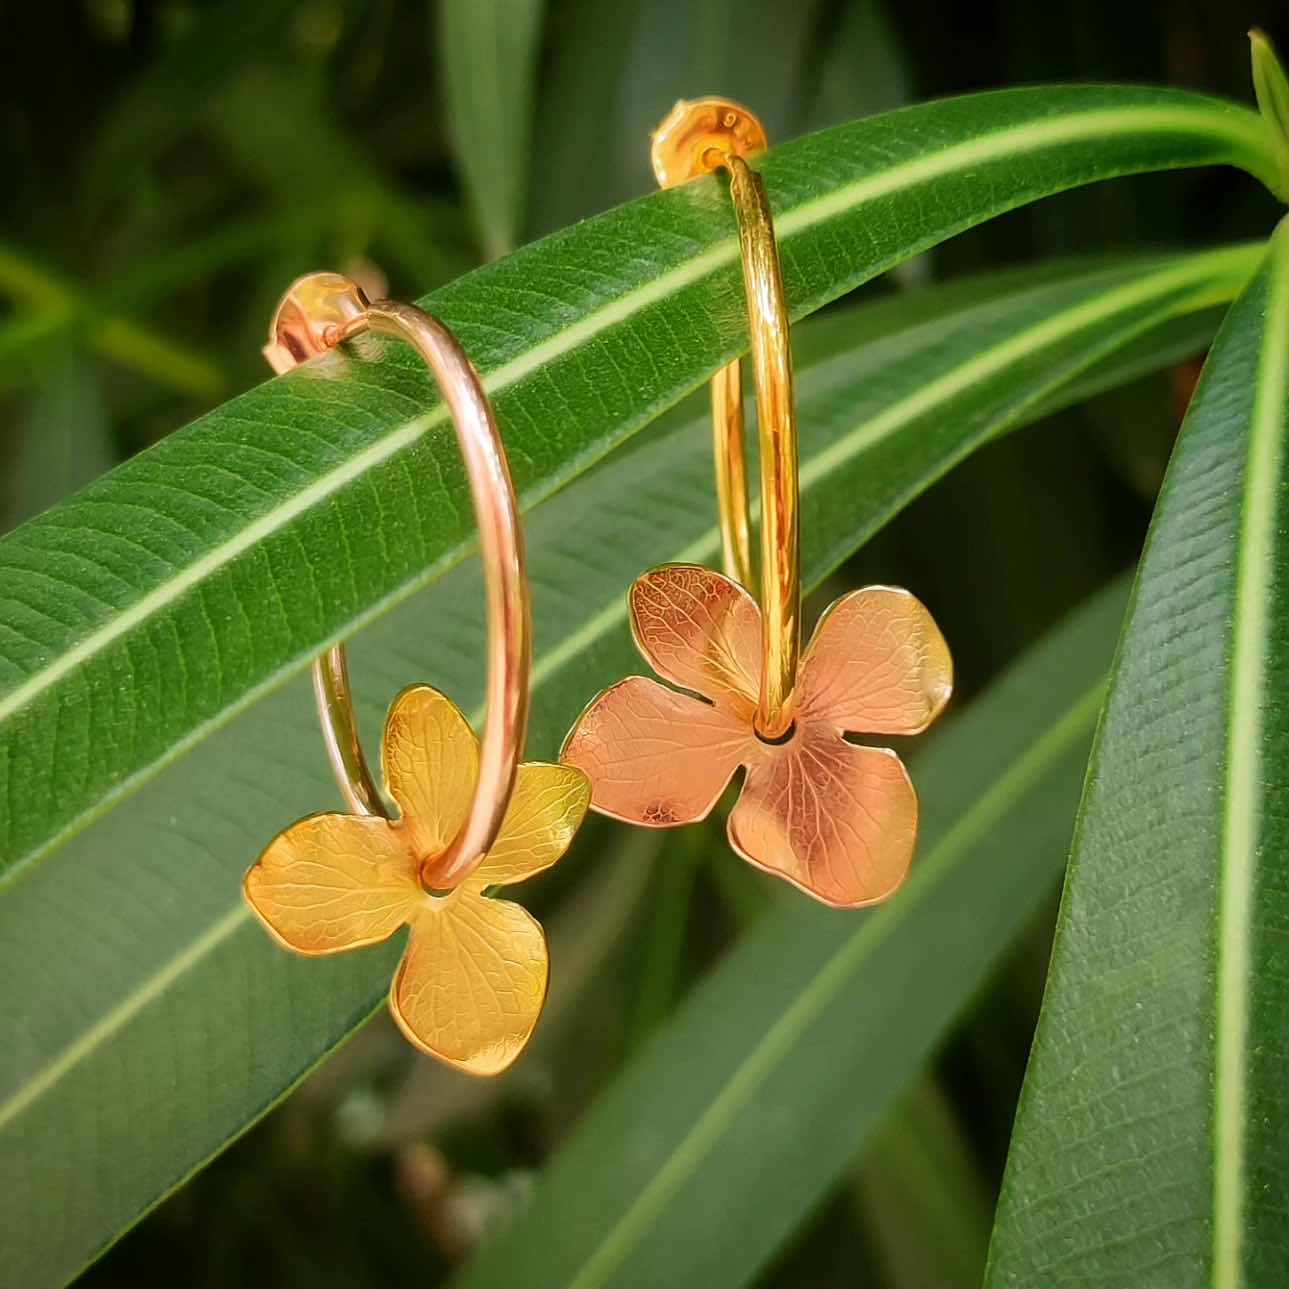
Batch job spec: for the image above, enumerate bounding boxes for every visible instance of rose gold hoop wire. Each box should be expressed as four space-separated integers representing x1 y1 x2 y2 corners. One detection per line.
264 273 530 890
651 98 800 739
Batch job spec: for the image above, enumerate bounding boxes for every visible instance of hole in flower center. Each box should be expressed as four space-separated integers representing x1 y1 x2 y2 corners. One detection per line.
754 719 797 747
418 860 461 901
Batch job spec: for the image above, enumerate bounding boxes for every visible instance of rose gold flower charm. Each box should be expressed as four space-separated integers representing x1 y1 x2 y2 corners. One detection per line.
244 273 590 1074
562 566 949 907
562 99 954 908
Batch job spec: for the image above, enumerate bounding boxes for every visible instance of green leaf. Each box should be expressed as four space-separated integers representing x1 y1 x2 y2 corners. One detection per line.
7 355 115 528
806 0 913 130
0 241 226 398
627 832 702 1049
529 0 831 236
0 218 312 393
452 580 1128 1289
986 219 1289 1286
375 829 660 1143
0 247 1254 1286
82 0 301 212
0 86 1274 887
526 0 642 236
1251 29 1289 200
439 0 545 259
613 0 830 175
855 1079 994 1289
803 0 921 289
206 67 471 289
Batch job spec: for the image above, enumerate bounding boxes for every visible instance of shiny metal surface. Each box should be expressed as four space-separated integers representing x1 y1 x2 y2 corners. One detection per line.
264 274 532 889
246 685 589 1073
246 272 592 1072
650 100 799 736
313 647 386 818
710 359 755 591
651 98 764 593
563 565 952 908
563 101 955 907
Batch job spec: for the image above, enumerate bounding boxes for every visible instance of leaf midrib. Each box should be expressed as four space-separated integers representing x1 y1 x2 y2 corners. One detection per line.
0 96 1265 747
0 235 1249 899
1213 223 1289 1289
0 247 1243 1132
522 248 1251 700
797 245 1255 485
563 680 1109 1289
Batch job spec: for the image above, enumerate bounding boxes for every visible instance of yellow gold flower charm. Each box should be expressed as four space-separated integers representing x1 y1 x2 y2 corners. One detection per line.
245 685 590 1075
562 565 951 908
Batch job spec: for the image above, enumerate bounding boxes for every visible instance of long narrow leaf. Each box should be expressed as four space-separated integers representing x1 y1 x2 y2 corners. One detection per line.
856 1080 994 1289
206 68 470 289
526 0 641 237
453 581 1128 1289
8 357 115 528
0 248 1253 1285
0 242 226 398
0 87 1274 886
439 0 545 259
614 0 829 187
986 218 1289 1287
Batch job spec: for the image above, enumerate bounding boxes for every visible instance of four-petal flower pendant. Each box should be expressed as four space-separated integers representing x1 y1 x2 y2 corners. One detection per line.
562 564 952 907
244 685 590 1074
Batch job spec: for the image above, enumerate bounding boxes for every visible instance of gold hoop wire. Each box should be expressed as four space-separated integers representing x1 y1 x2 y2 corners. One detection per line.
264 273 531 889
652 99 800 739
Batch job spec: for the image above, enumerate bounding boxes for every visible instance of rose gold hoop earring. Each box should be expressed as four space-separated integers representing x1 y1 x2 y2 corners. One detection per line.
244 273 590 1074
562 100 953 909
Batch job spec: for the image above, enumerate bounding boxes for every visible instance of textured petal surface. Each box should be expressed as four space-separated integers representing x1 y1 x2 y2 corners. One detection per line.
382 684 480 861
562 675 749 826
472 761 591 888
799 586 952 735
630 564 761 719
244 812 418 954
390 895 548 1075
728 730 918 907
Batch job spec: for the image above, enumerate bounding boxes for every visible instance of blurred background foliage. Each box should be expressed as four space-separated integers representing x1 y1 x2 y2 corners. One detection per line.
0 1 1281 1284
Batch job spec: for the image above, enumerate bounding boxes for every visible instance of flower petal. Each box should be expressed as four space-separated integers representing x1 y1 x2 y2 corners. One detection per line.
382 684 480 861
562 675 750 826
798 586 952 735
390 894 548 1074
630 564 761 718
470 761 591 888
244 812 419 954
728 729 918 907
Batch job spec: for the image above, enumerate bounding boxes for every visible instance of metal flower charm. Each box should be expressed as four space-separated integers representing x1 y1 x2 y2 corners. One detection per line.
245 685 589 1075
562 565 952 908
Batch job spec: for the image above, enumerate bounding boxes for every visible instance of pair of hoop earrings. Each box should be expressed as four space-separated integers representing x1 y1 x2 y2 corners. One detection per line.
243 99 953 1076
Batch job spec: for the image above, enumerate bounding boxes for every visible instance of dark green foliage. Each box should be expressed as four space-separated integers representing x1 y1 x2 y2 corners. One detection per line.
2 4 1287 1288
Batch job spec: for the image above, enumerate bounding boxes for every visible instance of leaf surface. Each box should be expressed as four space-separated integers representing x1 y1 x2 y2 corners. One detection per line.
0 86 1274 884
0 248 1252 1285
440 0 545 258
453 583 1128 1289
987 219 1289 1288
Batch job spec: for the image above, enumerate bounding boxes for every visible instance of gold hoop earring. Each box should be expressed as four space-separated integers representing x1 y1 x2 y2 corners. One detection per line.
244 273 590 1074
562 100 953 909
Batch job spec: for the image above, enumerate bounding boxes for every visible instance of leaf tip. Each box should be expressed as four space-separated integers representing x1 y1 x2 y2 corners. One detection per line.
1250 27 1289 202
